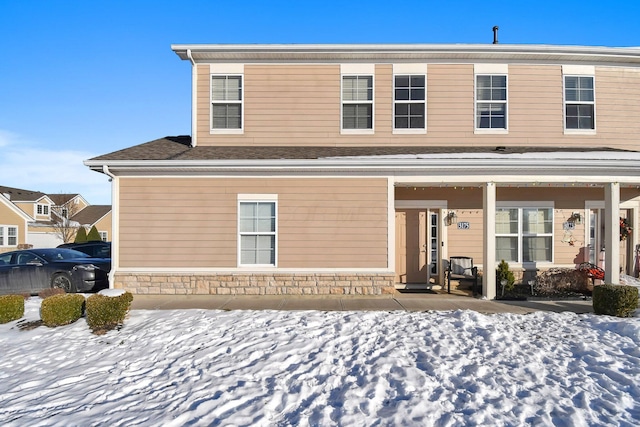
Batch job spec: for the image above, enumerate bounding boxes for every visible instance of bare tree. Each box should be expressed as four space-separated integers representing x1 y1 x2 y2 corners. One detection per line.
51 201 83 243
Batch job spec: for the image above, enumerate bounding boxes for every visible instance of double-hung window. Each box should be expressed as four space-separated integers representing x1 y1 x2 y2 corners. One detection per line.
496 206 553 263
36 204 49 216
0 226 18 247
238 198 277 266
394 75 426 131
564 76 595 130
342 75 373 131
211 75 243 131
476 74 507 130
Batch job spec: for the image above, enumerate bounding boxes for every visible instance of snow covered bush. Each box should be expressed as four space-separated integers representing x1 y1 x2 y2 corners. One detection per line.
40 294 86 327
0 295 25 324
593 284 639 317
86 292 133 334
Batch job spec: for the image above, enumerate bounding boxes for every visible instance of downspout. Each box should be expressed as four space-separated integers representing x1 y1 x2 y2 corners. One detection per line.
102 165 118 289
187 49 197 147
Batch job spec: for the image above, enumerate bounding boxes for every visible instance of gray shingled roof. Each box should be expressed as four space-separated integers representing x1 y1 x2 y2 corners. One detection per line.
71 205 111 226
48 193 80 206
0 185 47 202
88 136 635 162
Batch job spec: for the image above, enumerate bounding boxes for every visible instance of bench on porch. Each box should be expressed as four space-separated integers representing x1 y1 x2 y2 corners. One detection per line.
447 256 479 295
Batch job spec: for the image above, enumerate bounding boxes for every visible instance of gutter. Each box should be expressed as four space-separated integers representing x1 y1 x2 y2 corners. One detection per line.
102 165 118 290
186 49 197 148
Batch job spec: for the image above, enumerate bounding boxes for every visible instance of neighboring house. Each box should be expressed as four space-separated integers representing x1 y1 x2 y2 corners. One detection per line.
0 190 32 253
0 186 111 248
84 43 640 299
70 205 112 242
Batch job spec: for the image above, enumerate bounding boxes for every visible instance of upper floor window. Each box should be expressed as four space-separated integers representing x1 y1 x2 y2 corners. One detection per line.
0 226 17 247
211 75 243 131
476 75 507 130
99 231 108 242
342 75 373 131
564 76 595 130
238 199 277 266
394 75 426 131
36 204 49 216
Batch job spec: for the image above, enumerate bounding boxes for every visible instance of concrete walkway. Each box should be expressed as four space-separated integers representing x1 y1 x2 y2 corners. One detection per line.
130 293 594 315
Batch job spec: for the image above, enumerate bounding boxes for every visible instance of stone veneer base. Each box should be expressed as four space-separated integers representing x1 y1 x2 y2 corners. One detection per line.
114 273 397 296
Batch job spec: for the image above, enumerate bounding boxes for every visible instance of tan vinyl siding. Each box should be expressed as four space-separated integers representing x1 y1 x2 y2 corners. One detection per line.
0 205 26 251
119 177 388 269
94 212 112 240
194 63 640 150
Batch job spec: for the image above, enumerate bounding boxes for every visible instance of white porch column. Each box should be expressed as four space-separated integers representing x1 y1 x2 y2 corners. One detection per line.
483 182 496 299
604 182 620 284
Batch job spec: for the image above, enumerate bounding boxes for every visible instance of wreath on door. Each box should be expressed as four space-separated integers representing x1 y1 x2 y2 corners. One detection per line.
620 217 632 241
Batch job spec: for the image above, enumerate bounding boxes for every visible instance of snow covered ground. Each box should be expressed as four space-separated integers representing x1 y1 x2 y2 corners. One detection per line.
1 298 639 426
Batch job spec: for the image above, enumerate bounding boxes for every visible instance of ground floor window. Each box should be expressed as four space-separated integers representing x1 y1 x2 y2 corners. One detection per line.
496 206 553 263
238 199 277 266
0 226 18 246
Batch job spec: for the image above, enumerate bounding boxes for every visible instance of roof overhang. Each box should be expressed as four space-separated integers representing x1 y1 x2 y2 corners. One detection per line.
171 43 640 67
85 152 640 184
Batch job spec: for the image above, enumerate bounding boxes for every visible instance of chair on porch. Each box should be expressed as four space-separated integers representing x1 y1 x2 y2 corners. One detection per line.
447 256 479 295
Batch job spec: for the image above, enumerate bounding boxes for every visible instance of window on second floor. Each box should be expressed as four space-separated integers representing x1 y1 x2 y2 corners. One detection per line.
476 75 507 130
211 75 243 131
36 204 49 216
564 76 595 131
99 231 108 242
394 75 426 131
342 75 373 131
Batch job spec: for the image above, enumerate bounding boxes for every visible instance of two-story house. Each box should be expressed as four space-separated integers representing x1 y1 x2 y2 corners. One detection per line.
0 186 112 250
85 43 640 299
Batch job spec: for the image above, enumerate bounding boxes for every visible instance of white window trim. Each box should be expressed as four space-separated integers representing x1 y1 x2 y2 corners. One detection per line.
0 225 18 247
495 202 554 266
237 195 278 268
563 74 596 135
341 74 375 135
36 203 49 216
393 73 427 134
99 231 108 242
210 73 244 134
474 73 509 133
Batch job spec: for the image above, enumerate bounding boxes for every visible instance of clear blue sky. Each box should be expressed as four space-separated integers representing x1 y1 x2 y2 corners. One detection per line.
1 0 638 205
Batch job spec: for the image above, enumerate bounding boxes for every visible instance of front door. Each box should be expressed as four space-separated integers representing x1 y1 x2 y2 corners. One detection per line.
395 209 439 284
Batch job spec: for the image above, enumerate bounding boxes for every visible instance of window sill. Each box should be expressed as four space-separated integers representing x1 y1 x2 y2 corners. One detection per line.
393 128 427 135
210 129 244 135
341 129 374 135
564 129 596 136
474 129 508 135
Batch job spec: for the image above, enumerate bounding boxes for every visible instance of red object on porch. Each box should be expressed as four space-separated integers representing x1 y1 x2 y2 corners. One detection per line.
577 262 605 280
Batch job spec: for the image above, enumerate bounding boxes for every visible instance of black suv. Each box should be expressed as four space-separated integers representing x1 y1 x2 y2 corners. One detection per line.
57 241 111 258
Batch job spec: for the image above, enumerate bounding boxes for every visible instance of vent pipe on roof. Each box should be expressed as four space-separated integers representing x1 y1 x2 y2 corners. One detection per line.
492 26 499 44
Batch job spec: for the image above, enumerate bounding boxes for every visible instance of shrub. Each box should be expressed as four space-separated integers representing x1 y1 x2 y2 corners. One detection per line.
86 292 133 334
74 226 88 243
0 295 25 324
534 268 590 296
87 226 102 242
593 284 639 318
38 287 66 299
40 294 86 327
497 259 515 292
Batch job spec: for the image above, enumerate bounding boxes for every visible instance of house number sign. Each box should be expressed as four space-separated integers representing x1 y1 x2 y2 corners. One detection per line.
457 221 470 230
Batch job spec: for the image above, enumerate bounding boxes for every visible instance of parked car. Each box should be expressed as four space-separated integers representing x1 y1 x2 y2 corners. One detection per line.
0 248 111 295
58 241 111 258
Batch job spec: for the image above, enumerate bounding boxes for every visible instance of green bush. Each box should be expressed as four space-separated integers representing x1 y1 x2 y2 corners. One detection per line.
87 226 102 242
593 284 639 318
74 226 88 243
40 294 86 327
86 292 133 334
0 295 25 324
497 259 516 292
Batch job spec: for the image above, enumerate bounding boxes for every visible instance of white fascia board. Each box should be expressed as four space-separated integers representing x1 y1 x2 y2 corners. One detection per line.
0 195 34 221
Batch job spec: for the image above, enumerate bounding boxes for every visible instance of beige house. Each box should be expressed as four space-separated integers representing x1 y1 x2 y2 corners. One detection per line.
0 186 111 249
85 43 640 299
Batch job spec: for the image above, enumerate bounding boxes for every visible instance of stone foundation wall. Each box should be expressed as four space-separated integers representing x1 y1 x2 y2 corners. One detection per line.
114 273 397 296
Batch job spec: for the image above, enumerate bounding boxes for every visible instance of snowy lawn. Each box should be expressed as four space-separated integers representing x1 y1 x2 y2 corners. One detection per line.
1 298 639 426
